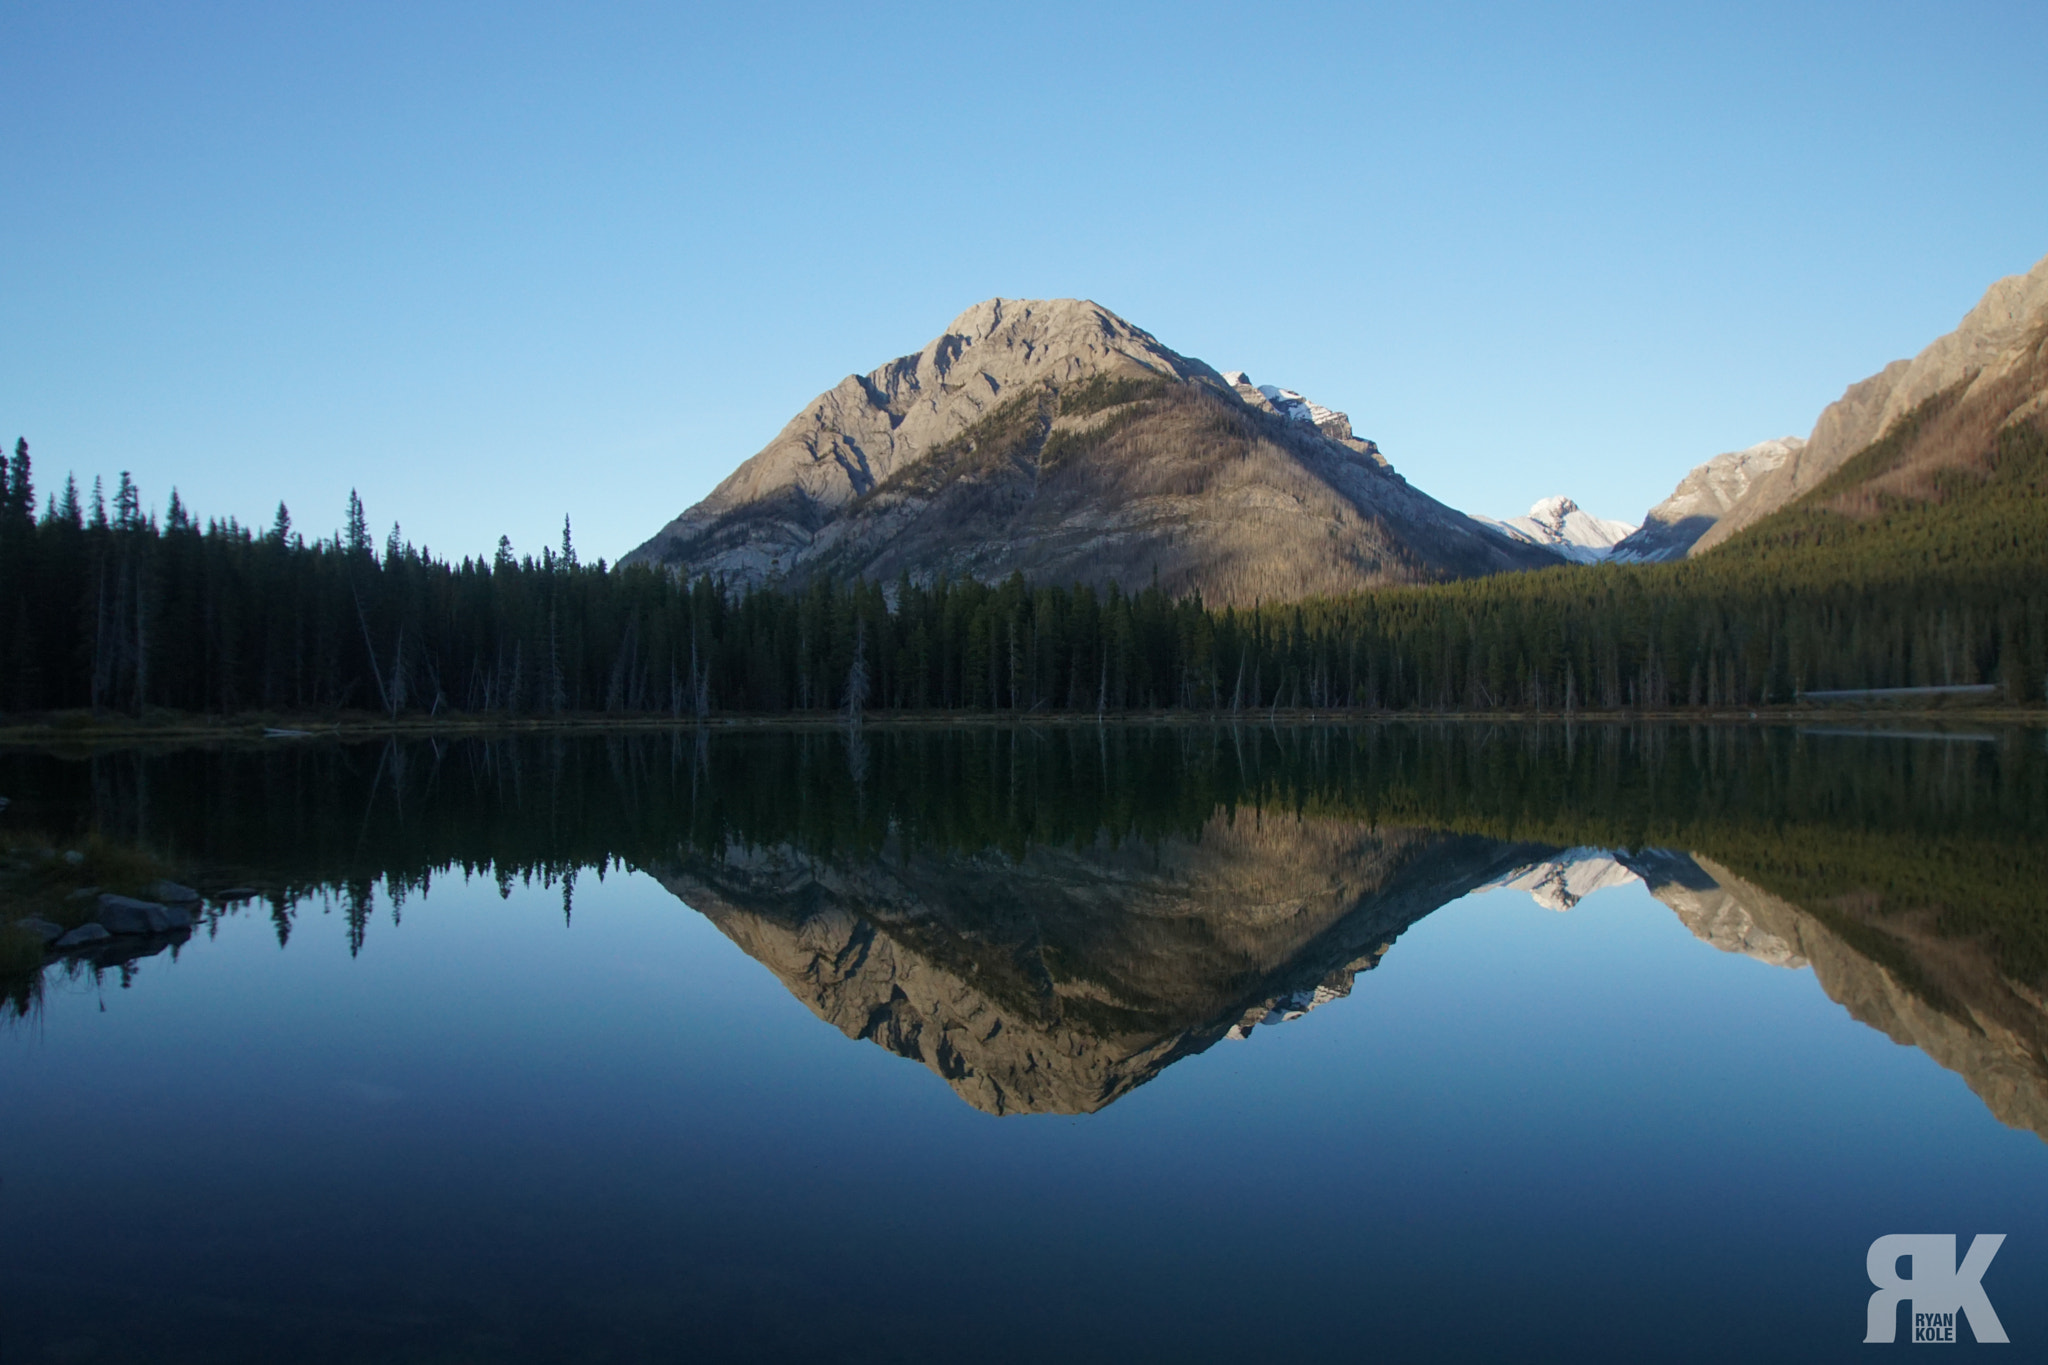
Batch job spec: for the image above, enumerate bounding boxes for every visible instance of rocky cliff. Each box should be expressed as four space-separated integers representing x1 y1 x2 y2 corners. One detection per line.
1686 252 2048 554
1439 842 2048 1140
648 816 1540 1115
1631 850 2048 1140
624 298 1553 604
1609 437 1804 562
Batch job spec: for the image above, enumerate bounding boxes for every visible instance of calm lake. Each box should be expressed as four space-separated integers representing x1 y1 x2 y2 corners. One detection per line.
3 723 2044 1362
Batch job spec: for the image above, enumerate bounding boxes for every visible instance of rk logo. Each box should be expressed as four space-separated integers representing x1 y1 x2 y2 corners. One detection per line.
1864 1234 2007 1344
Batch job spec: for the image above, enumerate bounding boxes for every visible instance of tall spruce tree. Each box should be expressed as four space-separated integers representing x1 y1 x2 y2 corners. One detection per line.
345 489 371 557
4 438 30 525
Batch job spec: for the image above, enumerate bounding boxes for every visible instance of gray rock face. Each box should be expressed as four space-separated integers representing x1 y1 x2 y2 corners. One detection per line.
95 894 192 936
149 880 201 905
624 299 1553 604
1634 852 2048 1140
1219 370 1376 452
1689 252 2048 554
13 917 66 945
651 817 1542 1115
1610 437 1804 562
54 923 112 949
629 299 1212 576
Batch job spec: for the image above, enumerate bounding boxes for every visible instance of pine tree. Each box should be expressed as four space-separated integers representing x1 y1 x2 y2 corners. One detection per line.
5 438 31 524
114 471 141 531
345 489 371 557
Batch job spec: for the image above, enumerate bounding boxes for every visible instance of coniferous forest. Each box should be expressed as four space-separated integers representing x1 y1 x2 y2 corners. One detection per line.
1 418 2044 722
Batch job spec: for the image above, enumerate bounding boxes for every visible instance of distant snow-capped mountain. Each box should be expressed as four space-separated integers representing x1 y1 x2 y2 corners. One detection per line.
1475 496 1638 564
1478 847 1642 911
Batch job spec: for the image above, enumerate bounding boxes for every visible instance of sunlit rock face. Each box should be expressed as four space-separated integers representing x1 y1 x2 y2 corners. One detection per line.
621 298 1553 606
1630 852 2048 1141
1610 438 1803 563
1689 251 2048 554
652 803 2048 1139
650 816 1542 1115
1620 848 1808 968
1687 857 2048 1141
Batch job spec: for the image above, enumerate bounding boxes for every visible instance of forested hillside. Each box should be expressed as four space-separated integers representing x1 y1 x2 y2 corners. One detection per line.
0 414 2043 720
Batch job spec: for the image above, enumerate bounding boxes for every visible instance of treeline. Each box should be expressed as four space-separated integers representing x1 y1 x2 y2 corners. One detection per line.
1 420 2045 719
8 724 2044 978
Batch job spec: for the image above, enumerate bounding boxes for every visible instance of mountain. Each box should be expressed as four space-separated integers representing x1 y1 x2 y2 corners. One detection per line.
1478 847 1642 909
1473 844 2048 1138
1474 497 1637 564
1636 851 2048 1140
1647 252 2048 557
650 817 1542 1115
1608 437 1803 562
623 298 1554 604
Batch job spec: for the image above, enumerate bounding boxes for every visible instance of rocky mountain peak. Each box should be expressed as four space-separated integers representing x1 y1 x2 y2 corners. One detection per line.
625 299 1551 602
1610 436 1804 562
1474 496 1637 564
1218 369 1368 447
1686 250 2048 554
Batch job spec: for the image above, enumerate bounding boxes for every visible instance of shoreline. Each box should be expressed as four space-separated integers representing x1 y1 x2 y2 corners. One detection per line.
0 704 2040 750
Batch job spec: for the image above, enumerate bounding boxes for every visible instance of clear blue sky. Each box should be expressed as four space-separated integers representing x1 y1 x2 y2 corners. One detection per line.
5 1 2045 561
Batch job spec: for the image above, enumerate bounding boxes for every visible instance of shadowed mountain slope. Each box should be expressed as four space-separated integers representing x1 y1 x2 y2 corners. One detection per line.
1610 437 1804 562
624 298 1551 604
1692 253 2048 556
1632 851 2048 1141
651 816 1539 1115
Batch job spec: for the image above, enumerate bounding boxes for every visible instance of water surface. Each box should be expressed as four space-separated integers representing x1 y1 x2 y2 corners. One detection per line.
3 724 2044 1361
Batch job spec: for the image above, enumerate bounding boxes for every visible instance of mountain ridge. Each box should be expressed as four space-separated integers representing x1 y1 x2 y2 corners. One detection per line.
624 297 1554 604
1623 253 2048 558
1475 496 1637 563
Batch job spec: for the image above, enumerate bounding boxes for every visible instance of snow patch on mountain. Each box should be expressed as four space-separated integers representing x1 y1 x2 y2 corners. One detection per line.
1475 497 1638 564
1255 381 1343 429
1480 848 1642 911
1218 369 1381 458
1222 952 1386 1040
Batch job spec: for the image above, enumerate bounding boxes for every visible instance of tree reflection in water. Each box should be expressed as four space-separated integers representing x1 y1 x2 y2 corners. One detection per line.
5 722 2044 1131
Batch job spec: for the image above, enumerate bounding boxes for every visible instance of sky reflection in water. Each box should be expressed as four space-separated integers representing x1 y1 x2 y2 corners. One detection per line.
2 724 2044 1362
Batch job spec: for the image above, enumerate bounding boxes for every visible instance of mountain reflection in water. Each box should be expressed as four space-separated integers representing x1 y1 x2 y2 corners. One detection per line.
6 722 2045 1133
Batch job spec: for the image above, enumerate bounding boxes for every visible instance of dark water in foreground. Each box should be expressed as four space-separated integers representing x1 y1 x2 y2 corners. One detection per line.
2 723 2045 1362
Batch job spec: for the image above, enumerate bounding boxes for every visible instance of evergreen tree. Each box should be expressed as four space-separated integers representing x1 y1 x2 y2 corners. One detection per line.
345 489 371 557
4 438 30 524
114 471 140 530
